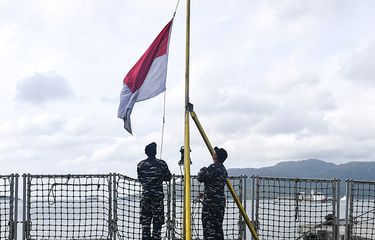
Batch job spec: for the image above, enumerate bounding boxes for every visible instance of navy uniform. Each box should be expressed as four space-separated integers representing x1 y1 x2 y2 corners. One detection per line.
197 147 228 240
137 142 172 240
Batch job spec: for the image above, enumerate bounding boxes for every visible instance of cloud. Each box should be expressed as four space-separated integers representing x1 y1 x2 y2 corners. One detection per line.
345 41 375 85
15 72 73 104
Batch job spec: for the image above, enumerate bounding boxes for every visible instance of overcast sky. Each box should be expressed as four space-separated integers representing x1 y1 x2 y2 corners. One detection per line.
1 0 375 177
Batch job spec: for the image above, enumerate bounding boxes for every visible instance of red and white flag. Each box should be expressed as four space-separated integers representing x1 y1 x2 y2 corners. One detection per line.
118 19 173 134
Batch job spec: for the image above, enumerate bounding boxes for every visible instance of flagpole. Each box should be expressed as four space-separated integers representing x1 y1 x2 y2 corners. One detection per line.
183 0 192 238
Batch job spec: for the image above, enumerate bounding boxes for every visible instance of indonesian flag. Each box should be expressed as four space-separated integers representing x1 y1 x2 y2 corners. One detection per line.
118 19 173 134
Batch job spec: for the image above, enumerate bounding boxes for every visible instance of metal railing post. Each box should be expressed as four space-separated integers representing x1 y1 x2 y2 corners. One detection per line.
14 174 19 240
22 174 27 240
112 174 118 240
166 178 172 240
243 176 247 240
108 174 113 240
344 179 351 240
171 175 177 239
251 176 256 240
335 179 340 240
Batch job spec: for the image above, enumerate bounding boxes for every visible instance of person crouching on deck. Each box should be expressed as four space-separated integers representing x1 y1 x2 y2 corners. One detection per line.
197 146 228 240
137 142 172 240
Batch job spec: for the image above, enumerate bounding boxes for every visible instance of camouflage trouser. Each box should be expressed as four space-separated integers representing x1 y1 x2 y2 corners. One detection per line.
140 196 165 240
202 201 225 240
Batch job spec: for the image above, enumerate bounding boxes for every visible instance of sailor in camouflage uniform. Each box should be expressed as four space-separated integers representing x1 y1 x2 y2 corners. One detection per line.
137 142 172 240
197 146 228 240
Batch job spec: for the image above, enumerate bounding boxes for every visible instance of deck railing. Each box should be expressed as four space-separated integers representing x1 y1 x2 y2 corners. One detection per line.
345 179 375 240
1 174 375 240
252 176 340 240
16 174 246 240
0 174 18 240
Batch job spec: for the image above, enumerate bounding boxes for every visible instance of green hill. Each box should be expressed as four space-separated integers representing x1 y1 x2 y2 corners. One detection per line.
228 159 375 180
228 159 375 198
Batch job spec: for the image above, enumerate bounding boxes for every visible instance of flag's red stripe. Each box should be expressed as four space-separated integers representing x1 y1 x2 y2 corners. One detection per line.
124 19 173 93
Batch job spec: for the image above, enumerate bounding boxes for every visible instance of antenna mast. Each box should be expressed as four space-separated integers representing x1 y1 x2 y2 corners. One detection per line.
183 0 192 238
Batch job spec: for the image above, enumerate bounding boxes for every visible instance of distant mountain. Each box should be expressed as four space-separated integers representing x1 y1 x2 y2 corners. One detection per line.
228 159 375 181
228 159 375 198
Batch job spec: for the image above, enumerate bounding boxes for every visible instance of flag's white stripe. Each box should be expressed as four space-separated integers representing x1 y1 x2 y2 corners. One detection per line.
117 54 167 120
136 54 168 102
118 85 138 134
117 54 167 134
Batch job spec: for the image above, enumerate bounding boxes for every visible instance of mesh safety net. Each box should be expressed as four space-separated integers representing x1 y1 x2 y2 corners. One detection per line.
253 176 339 240
24 174 246 240
347 180 375 240
0 175 15 240
25 174 111 240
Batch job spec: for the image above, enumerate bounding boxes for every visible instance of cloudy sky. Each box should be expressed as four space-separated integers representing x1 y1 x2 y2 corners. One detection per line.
1 0 375 177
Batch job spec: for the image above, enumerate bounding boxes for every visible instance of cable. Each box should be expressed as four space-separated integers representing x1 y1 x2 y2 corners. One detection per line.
159 92 167 160
173 0 181 17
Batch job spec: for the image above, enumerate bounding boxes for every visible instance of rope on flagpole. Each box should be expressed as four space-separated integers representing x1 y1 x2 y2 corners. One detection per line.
173 0 181 17
160 0 180 160
159 91 167 160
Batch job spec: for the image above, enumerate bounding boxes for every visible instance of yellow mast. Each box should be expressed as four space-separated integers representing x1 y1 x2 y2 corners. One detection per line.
183 0 192 239
182 1 258 239
181 1 259 238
